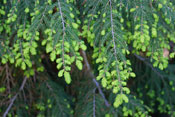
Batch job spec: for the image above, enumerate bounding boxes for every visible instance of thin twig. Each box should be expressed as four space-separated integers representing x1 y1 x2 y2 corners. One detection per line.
109 0 123 94
81 50 110 107
93 88 96 117
92 79 110 107
3 76 28 117
58 0 66 70
134 54 164 79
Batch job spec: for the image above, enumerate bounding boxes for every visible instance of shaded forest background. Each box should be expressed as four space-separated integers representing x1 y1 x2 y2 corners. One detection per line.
1 0 175 117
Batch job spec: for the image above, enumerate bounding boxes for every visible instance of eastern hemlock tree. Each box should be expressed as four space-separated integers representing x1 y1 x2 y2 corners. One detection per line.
0 0 175 117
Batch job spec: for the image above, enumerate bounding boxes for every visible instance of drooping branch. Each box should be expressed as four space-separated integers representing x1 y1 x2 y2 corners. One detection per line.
58 0 65 34
109 0 123 93
92 78 110 107
3 76 28 117
134 54 164 79
81 50 110 107
58 0 66 70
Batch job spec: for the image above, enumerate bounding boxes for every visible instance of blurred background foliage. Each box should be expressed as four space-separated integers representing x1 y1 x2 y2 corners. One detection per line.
1 0 175 117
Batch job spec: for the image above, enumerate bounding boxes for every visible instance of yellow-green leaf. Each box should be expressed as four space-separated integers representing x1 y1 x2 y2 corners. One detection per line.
58 69 64 77
101 30 105 36
72 22 79 29
130 72 136 77
25 7 29 13
80 44 87 51
158 3 163 9
21 62 26 70
46 44 53 53
57 63 63 70
76 60 83 70
101 78 107 87
122 94 129 103
64 71 71 84
70 13 75 18
103 13 106 18
170 53 175 58
50 51 56 61
130 8 136 12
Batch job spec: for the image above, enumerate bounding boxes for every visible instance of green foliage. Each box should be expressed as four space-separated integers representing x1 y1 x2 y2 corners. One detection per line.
74 78 108 116
1 0 175 116
0 74 73 117
35 79 74 117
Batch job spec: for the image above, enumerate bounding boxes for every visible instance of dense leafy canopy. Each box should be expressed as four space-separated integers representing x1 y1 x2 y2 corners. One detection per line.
1 0 175 116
